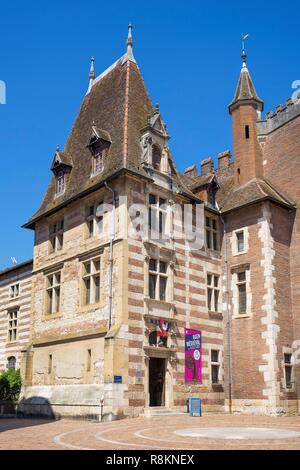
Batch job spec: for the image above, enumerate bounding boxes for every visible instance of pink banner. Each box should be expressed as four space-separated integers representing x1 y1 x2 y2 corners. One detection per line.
184 328 202 383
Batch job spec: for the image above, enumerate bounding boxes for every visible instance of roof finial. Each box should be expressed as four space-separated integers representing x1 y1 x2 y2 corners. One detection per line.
127 23 133 50
89 56 95 80
241 33 249 69
122 23 136 64
87 56 95 94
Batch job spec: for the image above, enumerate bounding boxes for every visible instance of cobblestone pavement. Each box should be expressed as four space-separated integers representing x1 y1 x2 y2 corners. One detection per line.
1 414 300 450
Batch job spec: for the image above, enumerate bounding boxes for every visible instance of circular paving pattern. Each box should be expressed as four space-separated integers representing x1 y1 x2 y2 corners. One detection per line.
175 427 300 440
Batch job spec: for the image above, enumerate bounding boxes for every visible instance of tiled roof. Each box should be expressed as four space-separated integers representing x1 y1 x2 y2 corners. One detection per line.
229 67 264 111
217 177 295 213
24 54 196 228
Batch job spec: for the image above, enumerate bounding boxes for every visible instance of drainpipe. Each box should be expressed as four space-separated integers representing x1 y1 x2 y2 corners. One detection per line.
219 213 233 414
105 181 116 331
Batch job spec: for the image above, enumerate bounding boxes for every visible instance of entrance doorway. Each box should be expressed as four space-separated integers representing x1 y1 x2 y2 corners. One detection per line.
149 358 165 407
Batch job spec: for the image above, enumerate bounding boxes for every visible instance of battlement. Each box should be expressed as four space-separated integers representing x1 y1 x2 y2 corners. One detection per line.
257 94 300 135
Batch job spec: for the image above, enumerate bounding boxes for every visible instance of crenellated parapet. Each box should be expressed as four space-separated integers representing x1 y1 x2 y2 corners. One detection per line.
257 94 300 135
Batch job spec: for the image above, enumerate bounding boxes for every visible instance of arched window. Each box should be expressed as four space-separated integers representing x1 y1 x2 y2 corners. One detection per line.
152 145 161 170
7 356 16 370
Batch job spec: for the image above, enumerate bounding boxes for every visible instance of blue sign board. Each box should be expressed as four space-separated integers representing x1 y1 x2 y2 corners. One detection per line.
114 375 122 383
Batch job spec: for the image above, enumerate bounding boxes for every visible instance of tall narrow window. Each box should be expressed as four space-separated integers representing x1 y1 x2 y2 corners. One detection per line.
211 350 220 384
48 354 52 374
7 356 16 370
236 231 245 253
9 283 20 299
86 203 103 238
93 150 103 175
245 125 250 139
207 274 220 312
82 257 101 305
152 145 162 170
149 259 168 301
8 310 18 342
206 216 218 251
237 271 247 314
284 353 293 388
47 272 61 314
56 170 65 195
148 194 167 238
49 219 64 253
86 349 92 372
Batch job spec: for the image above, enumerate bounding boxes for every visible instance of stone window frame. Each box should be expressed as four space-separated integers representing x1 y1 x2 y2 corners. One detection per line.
231 264 252 318
45 270 62 317
49 218 64 254
206 272 220 313
144 245 175 307
231 227 249 257
209 346 223 386
7 308 18 343
148 193 169 240
282 347 295 392
80 254 102 308
9 282 20 300
148 258 169 302
205 214 220 252
85 201 104 239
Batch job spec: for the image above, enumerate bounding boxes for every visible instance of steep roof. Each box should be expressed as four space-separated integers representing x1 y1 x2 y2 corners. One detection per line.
24 54 153 228
229 65 264 112
25 42 197 228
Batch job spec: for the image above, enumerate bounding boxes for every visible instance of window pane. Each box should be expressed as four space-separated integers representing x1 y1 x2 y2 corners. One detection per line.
285 366 292 387
211 350 219 363
159 276 167 301
207 288 212 311
206 229 211 249
213 232 218 251
284 354 292 365
159 261 167 274
149 194 157 205
85 278 91 305
212 365 219 384
95 275 100 303
238 271 246 283
238 283 247 313
149 331 157 346
214 290 219 312
48 290 53 313
237 232 245 252
159 198 166 208
213 276 219 288
149 259 157 272
149 274 157 299
207 274 212 286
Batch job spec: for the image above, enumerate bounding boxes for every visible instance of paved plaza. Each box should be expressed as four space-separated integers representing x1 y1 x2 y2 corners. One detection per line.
1 414 300 450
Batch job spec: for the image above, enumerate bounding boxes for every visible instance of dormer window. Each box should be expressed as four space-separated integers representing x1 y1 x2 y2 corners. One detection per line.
56 170 65 196
87 124 112 177
50 147 72 198
92 149 103 175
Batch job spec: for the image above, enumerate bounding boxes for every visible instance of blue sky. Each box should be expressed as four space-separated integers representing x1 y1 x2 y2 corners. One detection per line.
0 0 299 269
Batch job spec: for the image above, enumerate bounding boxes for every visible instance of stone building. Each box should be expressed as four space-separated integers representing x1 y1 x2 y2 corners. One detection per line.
0 260 32 372
1 27 300 418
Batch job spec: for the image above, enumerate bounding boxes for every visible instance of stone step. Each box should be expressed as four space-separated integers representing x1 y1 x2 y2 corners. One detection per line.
143 407 187 418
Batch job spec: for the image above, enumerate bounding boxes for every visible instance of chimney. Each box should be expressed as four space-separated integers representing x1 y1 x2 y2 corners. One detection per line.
201 158 213 176
218 150 231 169
184 164 197 179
